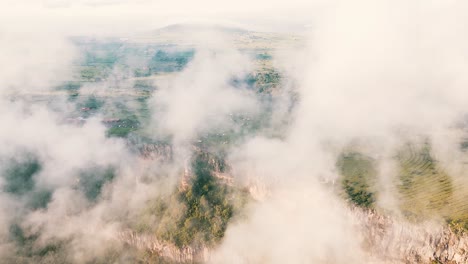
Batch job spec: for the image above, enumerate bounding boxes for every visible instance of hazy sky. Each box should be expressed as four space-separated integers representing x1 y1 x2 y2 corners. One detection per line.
0 0 321 35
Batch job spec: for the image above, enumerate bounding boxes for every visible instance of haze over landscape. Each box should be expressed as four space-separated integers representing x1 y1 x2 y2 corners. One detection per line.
2 1 468 263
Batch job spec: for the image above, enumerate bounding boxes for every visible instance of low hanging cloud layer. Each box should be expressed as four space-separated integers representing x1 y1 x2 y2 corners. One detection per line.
213 0 468 262
151 38 258 145
1 0 468 263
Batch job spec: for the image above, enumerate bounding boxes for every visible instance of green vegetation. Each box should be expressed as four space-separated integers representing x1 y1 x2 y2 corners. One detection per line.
77 166 115 201
148 50 194 73
85 96 104 110
104 104 142 138
1 156 52 209
135 151 248 249
169 153 233 247
133 80 155 91
237 68 281 94
106 126 135 137
84 50 119 65
252 69 281 93
56 81 82 92
27 190 53 210
105 117 140 138
8 223 67 262
3 157 41 196
337 142 468 232
396 143 468 233
7 221 129 264
397 143 453 221
256 52 272 60
448 218 468 235
79 66 107 81
337 152 377 208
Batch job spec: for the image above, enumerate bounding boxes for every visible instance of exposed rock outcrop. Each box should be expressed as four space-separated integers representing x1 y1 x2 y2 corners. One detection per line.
119 207 468 263
118 231 211 263
355 208 468 263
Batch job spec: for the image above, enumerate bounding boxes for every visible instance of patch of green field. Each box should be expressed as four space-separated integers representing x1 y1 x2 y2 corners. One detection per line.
337 152 377 208
396 143 454 221
3 157 41 196
106 126 138 138
338 142 468 231
148 50 194 74
397 143 468 231
79 66 109 82
77 166 115 201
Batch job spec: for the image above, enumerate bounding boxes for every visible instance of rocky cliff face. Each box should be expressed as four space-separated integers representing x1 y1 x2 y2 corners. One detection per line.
118 231 211 263
118 207 468 264
356 208 468 264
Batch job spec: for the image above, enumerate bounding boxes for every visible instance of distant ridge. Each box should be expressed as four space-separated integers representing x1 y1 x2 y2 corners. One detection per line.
126 23 303 49
153 23 251 35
